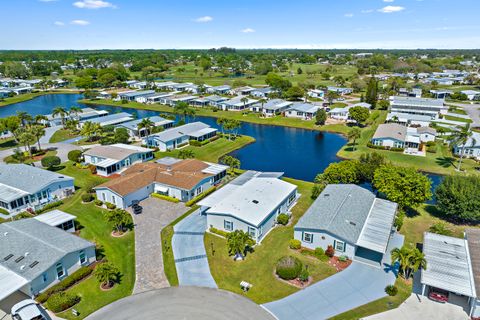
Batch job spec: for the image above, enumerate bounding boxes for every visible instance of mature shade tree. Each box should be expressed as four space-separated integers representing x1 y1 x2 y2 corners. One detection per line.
265 72 292 92
435 175 480 222
220 155 241 173
173 101 196 122
357 152 386 182
348 106 370 125
347 127 362 151
3 61 29 79
325 91 339 105
114 127 130 144
315 109 327 125
178 149 195 159
104 208 131 234
315 160 360 185
373 165 432 209
285 86 305 101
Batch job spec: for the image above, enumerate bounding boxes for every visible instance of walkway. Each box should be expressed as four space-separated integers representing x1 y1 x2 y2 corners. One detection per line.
172 209 217 288
0 143 81 165
39 125 62 144
449 102 480 127
263 233 404 320
130 197 189 294
86 287 274 320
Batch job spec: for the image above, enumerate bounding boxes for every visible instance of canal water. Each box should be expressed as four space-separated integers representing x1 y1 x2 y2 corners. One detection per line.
0 93 443 196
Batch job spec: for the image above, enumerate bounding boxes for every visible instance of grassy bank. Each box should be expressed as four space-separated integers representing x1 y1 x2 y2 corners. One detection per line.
0 90 80 107
79 98 351 135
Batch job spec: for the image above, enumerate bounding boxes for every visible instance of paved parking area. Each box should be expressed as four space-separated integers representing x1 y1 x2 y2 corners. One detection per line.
264 233 404 320
130 197 189 294
172 210 217 288
86 287 274 320
0 291 30 320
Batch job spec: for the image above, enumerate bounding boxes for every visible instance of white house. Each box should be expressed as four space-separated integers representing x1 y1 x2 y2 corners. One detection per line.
328 106 352 121
204 95 228 107
0 218 95 301
285 103 320 120
371 123 437 150
251 99 292 117
33 210 76 233
250 87 274 98
207 85 232 95
453 131 480 159
461 90 480 101
80 112 134 128
116 116 174 139
219 96 258 111
307 89 325 99
118 90 155 101
294 184 397 266
144 122 218 151
386 112 434 127
94 158 227 208
0 164 74 215
327 86 353 95
84 143 153 176
43 108 108 127
200 171 298 243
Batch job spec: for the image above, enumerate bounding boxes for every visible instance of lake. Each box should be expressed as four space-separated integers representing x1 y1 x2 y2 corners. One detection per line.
1 93 444 195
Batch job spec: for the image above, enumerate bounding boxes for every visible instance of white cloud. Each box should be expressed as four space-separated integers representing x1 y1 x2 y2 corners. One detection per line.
344 13 354 18
39 0 58 2
73 0 116 9
383 0 394 2
378 5 405 13
194 16 213 23
54 21 65 26
241 28 255 33
70 19 90 25
361 9 374 13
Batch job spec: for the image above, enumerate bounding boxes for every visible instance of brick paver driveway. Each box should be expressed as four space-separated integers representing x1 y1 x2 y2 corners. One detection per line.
130 197 189 294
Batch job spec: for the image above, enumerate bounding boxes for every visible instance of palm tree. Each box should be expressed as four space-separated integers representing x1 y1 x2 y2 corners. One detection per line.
80 121 102 142
240 97 249 110
15 127 35 157
52 107 68 127
226 230 255 260
407 248 427 279
258 98 267 114
216 118 226 135
30 125 46 151
16 111 32 127
95 262 119 288
69 106 82 120
347 127 362 151
137 118 154 137
173 102 196 122
391 246 411 279
34 114 48 125
450 124 474 172
178 149 195 159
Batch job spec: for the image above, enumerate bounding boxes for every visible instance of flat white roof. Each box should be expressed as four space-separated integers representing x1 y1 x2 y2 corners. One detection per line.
0 264 28 301
33 210 76 227
421 232 476 297
202 163 229 175
202 174 296 227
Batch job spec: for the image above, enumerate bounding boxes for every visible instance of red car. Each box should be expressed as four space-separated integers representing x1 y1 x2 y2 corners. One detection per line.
429 288 449 303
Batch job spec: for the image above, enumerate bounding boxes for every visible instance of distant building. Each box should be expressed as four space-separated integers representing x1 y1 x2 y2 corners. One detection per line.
285 103 320 120
453 131 480 159
389 96 447 119
251 99 292 117
371 123 437 150
220 96 258 111
116 116 174 139
43 107 108 127
80 112 134 127
144 122 217 151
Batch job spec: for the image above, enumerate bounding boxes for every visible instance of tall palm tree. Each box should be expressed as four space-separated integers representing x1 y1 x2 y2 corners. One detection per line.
450 123 474 172
16 111 32 127
347 127 362 151
240 97 249 110
391 246 411 279
80 121 102 142
69 106 83 120
30 125 46 151
52 107 68 127
34 114 48 125
173 102 196 122
137 118 154 137
258 98 267 115
407 248 427 279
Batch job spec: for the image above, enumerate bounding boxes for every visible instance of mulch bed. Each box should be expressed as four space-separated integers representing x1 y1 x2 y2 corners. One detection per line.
111 230 128 238
328 256 352 272
100 283 114 291
274 272 312 288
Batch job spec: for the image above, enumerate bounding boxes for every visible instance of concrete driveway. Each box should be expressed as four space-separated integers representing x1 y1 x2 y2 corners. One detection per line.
172 210 217 288
0 142 81 166
263 233 404 320
130 197 189 294
86 286 274 320
450 102 480 127
39 125 62 144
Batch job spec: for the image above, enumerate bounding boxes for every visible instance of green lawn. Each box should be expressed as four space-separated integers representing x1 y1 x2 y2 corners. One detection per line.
205 177 337 304
0 90 79 107
0 137 18 150
4 149 57 164
155 135 255 163
49 129 80 143
444 114 473 123
51 163 135 319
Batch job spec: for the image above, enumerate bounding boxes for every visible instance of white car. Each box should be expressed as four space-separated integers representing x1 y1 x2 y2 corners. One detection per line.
11 299 50 320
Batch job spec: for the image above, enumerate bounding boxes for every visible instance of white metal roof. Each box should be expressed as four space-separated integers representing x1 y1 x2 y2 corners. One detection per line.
189 128 217 138
33 210 76 227
0 264 28 301
95 158 119 168
356 198 397 253
0 183 29 202
421 232 476 297
202 163 229 175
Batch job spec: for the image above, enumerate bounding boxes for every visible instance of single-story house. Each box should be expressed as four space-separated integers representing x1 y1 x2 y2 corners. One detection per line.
153 81 178 90
389 96 447 118
399 88 422 98
219 96 258 111
144 122 217 151
420 230 480 317
200 171 298 243
251 99 292 117
371 123 437 150
162 94 197 106
327 86 353 95
118 90 155 101
386 112 435 127
430 90 453 99
234 86 255 95
307 89 325 99
328 106 352 121
33 210 76 233
294 184 397 266
250 87 274 98
0 164 74 215
207 85 232 95
43 107 108 127
285 103 320 120
95 158 227 208
205 95 228 107
453 131 480 159
131 81 148 89
171 82 194 92
0 218 95 301
80 112 134 127
116 116 174 139
0 90 11 98
84 143 154 176
461 90 480 101
137 92 173 104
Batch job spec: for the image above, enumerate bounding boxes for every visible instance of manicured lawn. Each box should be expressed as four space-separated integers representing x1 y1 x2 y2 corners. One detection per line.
4 149 57 164
49 129 80 143
444 114 472 123
0 137 18 150
161 205 200 286
205 177 337 304
51 163 135 319
0 90 79 107
155 135 255 163
79 99 351 135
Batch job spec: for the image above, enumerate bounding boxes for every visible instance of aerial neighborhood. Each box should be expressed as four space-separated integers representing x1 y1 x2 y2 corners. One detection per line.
1 30 480 320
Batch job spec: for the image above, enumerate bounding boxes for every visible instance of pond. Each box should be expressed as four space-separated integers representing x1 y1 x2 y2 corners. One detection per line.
1 93 444 194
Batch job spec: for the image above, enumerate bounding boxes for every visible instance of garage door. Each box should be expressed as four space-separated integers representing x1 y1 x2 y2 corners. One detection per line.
354 246 383 267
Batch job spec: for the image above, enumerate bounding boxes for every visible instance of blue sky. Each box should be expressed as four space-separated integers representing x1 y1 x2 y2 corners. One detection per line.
2 0 480 49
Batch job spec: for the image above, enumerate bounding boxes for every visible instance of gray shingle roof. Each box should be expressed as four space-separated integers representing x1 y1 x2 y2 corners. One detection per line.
372 123 407 141
0 219 94 281
295 184 377 244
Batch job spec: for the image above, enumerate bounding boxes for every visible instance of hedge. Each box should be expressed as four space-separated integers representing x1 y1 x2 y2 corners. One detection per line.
289 239 301 250
0 208 9 215
367 142 404 152
94 199 103 206
151 193 180 203
36 267 93 303
105 202 116 210
47 292 81 313
276 256 303 280
209 227 230 238
185 186 217 207
276 213 289 225
81 193 94 203
36 200 63 214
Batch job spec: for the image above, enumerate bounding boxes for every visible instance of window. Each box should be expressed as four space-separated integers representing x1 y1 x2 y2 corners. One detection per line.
259 225 264 236
303 232 313 243
247 226 256 238
112 196 116 204
224 220 233 231
102 193 106 201
56 263 65 279
42 273 47 283
335 240 345 252
79 250 87 264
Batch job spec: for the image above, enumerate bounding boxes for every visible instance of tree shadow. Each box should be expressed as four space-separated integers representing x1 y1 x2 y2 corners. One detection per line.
48 165 66 172
435 156 456 169
74 220 85 231
95 245 106 261
424 204 480 225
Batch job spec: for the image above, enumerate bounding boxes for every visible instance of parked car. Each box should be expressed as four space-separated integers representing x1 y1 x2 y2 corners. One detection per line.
11 299 51 320
428 288 449 303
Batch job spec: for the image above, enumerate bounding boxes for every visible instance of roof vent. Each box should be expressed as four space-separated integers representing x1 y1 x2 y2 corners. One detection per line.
324 194 330 197
252 200 259 204
348 220 357 226
29 261 39 268
3 232 7 236
15 256 25 263
4 254 13 261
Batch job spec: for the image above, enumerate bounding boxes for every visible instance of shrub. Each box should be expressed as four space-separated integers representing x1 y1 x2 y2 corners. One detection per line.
289 239 301 250
151 193 180 203
105 202 116 210
426 141 436 147
81 193 94 203
67 150 83 163
94 199 103 206
314 247 325 258
37 267 92 303
41 155 61 168
88 164 97 174
36 200 63 214
338 255 348 262
0 208 9 215
47 292 80 313
276 256 303 280
299 267 310 282
385 285 398 296
185 187 217 207
209 227 230 238
394 210 405 231
189 140 202 147
325 245 335 258
427 146 436 153
276 213 289 225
